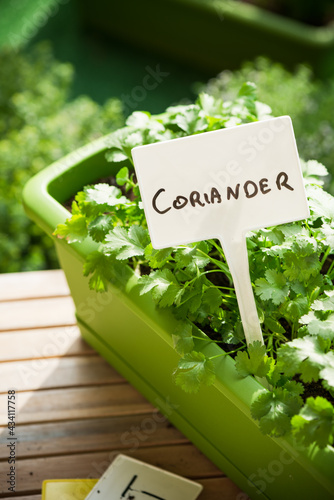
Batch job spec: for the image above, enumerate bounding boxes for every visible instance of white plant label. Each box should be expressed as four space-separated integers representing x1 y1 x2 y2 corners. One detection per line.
84 454 203 500
132 117 310 346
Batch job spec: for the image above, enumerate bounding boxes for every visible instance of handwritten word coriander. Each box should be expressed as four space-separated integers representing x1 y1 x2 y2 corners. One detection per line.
152 171 293 215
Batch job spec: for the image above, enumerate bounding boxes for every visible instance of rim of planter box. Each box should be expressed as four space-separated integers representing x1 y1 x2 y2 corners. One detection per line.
22 130 334 496
211 0 334 44
82 0 334 78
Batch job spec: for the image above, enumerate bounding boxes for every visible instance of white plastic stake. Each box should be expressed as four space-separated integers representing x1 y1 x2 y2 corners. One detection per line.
132 117 309 347
220 235 263 345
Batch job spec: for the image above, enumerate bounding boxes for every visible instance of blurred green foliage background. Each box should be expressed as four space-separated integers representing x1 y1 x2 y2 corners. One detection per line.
0 42 124 272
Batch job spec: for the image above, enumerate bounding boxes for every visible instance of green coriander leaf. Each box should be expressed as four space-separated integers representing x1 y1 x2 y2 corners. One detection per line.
174 351 215 393
318 223 334 250
301 159 328 186
251 387 302 437
53 214 87 243
172 321 194 355
238 81 257 98
320 362 334 391
175 242 210 273
174 107 208 135
104 225 149 260
312 293 334 312
306 184 334 220
83 251 114 292
84 183 129 207
196 92 224 117
277 335 330 382
116 166 130 186
88 215 113 242
201 287 222 315
255 269 288 305
307 316 334 340
105 149 128 162
106 130 143 163
126 111 151 128
144 244 173 268
264 317 286 334
235 341 273 378
158 283 183 308
284 296 309 323
283 251 320 283
291 397 334 448
138 268 178 300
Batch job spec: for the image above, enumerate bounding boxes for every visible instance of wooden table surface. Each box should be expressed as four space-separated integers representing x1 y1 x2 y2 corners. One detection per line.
0 270 248 500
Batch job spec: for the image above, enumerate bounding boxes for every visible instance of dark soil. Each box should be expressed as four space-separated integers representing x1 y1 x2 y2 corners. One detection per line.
294 375 334 405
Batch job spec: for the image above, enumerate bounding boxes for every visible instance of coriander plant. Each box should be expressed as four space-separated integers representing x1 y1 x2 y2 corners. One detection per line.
55 83 334 449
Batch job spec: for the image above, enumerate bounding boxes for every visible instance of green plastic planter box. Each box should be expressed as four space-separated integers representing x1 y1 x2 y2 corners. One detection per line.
81 0 334 77
23 133 334 499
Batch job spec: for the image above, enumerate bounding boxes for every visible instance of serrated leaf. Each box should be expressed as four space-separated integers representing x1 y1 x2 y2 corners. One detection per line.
84 183 129 207
320 362 334 391
104 225 149 259
138 268 178 300
283 251 320 283
277 335 330 382
144 244 173 268
291 397 334 448
201 287 222 314
306 184 334 220
88 215 113 242
255 269 288 305
307 316 334 340
284 296 309 323
83 251 114 292
175 242 210 273
251 387 302 437
196 92 224 116
105 149 128 162
264 317 286 334
235 341 273 378
301 159 328 185
174 107 208 135
172 322 194 355
174 351 215 393
312 295 334 312
53 214 87 243
158 283 183 308
238 81 257 98
126 111 151 128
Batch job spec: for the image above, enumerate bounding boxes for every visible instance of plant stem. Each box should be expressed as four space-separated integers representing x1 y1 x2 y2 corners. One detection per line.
209 345 245 359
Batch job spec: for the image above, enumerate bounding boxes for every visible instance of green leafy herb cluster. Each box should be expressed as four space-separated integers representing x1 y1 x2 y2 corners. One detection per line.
0 41 124 272
55 84 334 449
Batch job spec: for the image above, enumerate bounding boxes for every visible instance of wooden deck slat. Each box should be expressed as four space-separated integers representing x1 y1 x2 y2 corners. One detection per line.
0 270 69 302
1 496 41 500
0 296 76 332
0 270 246 499
0 355 124 393
0 415 187 460
0 446 224 495
0 385 153 425
0 326 93 362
